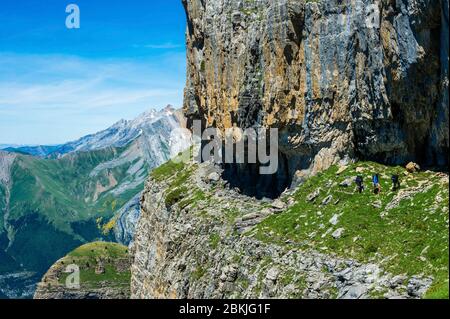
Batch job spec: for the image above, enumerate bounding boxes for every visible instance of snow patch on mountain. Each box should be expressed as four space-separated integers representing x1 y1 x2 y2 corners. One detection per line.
54 105 181 156
0 151 17 186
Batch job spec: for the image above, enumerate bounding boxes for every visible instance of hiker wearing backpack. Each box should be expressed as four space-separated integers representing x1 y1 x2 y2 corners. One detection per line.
372 174 381 194
355 175 364 193
391 174 401 191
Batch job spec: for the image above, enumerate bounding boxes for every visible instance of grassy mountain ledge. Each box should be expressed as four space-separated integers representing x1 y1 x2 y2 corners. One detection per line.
252 162 449 299
130 158 448 299
34 242 131 299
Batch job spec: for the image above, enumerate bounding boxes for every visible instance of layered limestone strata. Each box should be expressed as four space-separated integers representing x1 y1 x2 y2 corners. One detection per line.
183 0 449 184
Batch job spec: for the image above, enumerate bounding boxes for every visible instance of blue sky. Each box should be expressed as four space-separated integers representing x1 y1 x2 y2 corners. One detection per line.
0 0 187 145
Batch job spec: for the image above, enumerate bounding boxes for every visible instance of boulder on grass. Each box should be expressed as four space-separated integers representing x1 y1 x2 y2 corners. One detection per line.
406 162 420 173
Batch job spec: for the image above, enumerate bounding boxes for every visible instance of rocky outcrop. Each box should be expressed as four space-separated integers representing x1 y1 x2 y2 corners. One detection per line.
34 242 131 299
183 0 449 184
130 160 443 299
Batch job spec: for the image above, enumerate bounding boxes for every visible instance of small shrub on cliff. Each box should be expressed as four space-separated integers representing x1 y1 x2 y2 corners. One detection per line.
192 265 207 281
151 159 185 182
209 233 221 249
200 60 206 73
165 186 188 208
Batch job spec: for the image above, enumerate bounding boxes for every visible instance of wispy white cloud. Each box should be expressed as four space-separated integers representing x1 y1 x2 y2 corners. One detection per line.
136 42 184 50
0 52 186 144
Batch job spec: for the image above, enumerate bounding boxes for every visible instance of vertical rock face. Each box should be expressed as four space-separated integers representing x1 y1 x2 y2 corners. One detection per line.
183 0 449 179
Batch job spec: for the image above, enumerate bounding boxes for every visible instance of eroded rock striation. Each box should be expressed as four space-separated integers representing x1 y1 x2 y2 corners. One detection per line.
114 193 142 246
183 0 449 184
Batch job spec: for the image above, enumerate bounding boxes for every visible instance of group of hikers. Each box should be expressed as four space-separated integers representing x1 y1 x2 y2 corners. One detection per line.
354 173 401 194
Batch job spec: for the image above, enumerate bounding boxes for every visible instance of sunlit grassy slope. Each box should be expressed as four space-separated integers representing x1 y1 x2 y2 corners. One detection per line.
252 162 449 298
57 242 130 290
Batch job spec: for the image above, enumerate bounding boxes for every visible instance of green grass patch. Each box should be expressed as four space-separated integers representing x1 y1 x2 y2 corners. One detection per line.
209 233 221 249
151 160 185 182
58 242 130 289
165 186 189 208
191 265 207 281
254 161 449 298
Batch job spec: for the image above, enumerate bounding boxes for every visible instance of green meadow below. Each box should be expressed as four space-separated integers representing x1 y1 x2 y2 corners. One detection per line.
0 146 146 298
34 242 130 299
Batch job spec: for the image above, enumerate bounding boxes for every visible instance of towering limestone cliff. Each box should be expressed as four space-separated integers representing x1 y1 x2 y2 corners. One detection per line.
130 0 449 299
183 0 448 189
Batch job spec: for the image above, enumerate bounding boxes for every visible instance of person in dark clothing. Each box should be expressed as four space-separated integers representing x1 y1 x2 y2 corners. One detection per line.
391 174 401 191
355 175 364 193
372 174 381 194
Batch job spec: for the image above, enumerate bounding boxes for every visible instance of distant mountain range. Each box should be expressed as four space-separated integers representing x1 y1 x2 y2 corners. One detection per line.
0 106 187 299
3 106 186 158
0 145 20 150
2 145 62 157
